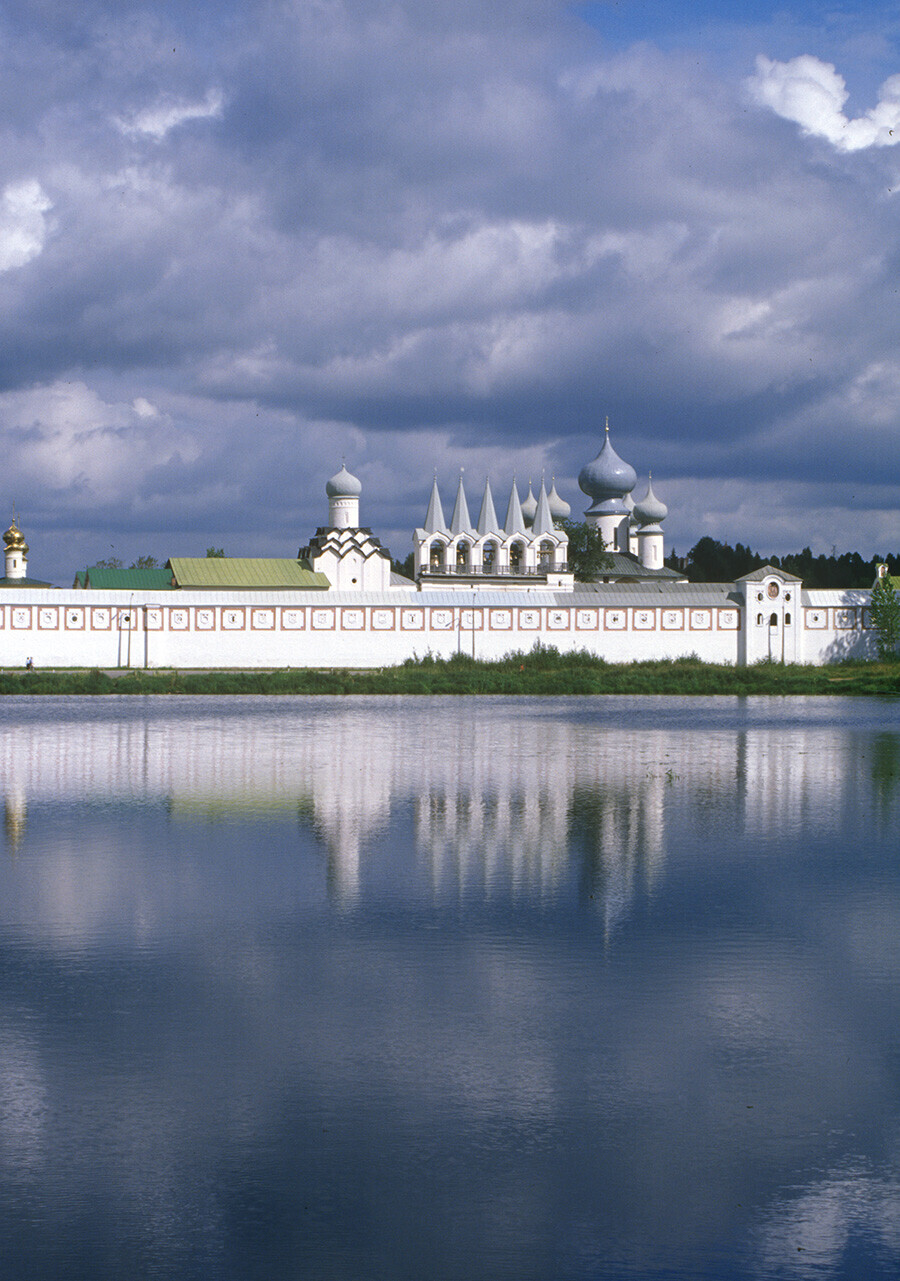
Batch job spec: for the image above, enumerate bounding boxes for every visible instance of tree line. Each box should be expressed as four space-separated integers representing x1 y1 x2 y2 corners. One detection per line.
670 538 900 589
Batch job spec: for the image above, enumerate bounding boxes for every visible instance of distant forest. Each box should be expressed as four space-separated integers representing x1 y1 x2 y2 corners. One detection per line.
669 538 900 589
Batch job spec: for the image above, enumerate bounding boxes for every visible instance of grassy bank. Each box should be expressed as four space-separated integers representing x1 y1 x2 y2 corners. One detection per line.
1 649 899 695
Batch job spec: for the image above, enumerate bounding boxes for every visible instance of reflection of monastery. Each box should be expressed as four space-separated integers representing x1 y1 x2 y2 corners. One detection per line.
0 425 875 667
1 703 875 927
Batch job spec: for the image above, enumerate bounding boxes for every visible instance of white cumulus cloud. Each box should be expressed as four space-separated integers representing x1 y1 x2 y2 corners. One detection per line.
750 54 900 151
0 180 52 271
115 88 224 140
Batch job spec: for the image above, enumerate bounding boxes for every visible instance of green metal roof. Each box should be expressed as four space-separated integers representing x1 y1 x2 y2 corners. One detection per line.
78 566 176 590
0 576 52 588
168 557 330 590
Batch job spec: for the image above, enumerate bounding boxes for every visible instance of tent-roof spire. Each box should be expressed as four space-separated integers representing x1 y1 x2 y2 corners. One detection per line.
423 475 447 534
449 471 473 536
476 478 500 535
503 479 527 536
532 478 555 536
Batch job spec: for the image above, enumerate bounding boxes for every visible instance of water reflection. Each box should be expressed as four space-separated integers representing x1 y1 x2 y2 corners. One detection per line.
2 697 897 922
0 696 897 1280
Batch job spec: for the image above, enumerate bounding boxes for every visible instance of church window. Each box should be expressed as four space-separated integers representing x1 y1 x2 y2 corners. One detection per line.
785 613 791 625
509 541 524 572
769 613 778 627
482 541 497 572
538 540 553 568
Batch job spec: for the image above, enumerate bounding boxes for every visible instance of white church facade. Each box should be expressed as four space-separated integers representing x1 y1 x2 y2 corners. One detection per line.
0 427 880 669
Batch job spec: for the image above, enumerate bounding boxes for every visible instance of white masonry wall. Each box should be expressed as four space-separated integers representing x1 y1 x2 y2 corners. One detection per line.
0 585 877 668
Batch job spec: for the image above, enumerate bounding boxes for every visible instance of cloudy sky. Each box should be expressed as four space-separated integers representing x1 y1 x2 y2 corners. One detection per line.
2 0 900 581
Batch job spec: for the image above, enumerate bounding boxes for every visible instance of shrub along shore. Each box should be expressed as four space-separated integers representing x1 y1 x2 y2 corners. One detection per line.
0 648 899 695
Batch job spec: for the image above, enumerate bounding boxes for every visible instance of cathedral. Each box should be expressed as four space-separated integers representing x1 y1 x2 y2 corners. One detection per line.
410 420 679 588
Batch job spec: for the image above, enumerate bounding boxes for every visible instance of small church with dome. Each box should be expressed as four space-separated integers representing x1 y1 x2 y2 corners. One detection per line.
298 464 394 592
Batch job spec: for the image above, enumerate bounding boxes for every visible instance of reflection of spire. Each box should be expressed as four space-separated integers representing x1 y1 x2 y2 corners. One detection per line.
320 814 361 906
4 789 26 853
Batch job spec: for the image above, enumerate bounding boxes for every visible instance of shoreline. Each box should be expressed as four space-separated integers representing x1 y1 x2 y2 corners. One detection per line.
1 652 898 696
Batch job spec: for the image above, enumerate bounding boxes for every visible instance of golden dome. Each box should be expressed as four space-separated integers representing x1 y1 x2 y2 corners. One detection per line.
3 517 27 554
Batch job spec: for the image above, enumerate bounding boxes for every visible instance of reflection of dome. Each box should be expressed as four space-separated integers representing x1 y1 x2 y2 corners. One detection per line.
520 483 537 527
578 423 636 504
633 476 667 526
547 481 571 521
325 465 362 498
3 518 27 554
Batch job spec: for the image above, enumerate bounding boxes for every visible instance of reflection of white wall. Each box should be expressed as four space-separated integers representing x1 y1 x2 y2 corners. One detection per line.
741 726 862 836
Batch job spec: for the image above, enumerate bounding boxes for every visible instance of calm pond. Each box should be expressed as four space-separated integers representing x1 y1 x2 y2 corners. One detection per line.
0 695 899 1280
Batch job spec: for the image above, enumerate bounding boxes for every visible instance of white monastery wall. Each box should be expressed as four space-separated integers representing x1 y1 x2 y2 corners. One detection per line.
0 586 876 668
798 589 876 663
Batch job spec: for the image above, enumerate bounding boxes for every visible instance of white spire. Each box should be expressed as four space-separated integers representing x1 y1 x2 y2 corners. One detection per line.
423 476 447 534
532 479 555 537
476 478 500 535
503 481 527 536
449 473 474 536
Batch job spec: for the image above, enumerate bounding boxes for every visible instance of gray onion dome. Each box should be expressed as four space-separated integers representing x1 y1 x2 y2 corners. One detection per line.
520 482 538 527
325 464 362 498
633 475 667 526
578 423 636 504
547 480 571 521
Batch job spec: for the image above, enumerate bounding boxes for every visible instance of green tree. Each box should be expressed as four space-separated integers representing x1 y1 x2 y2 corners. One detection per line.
206 547 226 558
130 555 158 569
391 552 416 580
870 569 900 660
558 519 611 582
94 556 123 569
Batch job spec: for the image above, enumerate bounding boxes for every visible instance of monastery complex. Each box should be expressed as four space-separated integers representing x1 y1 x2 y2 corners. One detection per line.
0 425 878 669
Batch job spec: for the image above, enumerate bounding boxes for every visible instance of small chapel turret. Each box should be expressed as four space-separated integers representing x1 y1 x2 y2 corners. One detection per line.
633 474 668 570
326 464 362 530
3 516 28 580
0 513 49 588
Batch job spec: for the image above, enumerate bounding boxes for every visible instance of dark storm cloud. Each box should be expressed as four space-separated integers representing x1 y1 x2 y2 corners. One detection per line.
0 0 898 578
